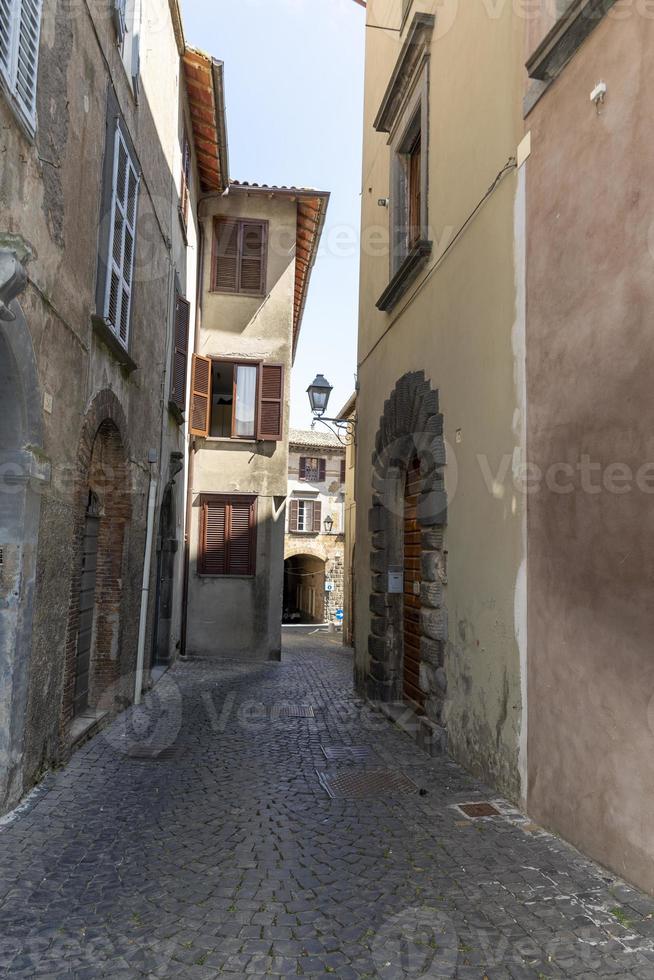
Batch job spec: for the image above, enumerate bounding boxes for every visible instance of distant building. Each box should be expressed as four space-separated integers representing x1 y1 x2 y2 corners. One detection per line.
284 430 346 626
184 188 329 660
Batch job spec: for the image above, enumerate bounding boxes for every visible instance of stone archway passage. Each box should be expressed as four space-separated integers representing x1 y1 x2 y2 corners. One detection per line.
367 371 448 752
283 554 326 624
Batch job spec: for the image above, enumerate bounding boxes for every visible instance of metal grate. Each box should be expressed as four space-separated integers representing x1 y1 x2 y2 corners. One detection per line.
317 768 418 800
457 802 501 819
321 745 380 764
272 704 315 719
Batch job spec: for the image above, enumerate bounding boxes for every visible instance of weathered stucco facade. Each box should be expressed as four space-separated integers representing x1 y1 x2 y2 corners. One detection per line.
355 0 527 798
284 430 346 626
0 0 209 813
524 3 654 893
185 187 328 660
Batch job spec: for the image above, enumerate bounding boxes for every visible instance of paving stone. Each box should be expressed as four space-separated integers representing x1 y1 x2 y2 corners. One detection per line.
0 632 652 978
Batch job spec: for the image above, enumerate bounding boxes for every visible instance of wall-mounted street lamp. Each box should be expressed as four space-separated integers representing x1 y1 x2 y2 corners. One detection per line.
324 514 334 534
307 374 356 446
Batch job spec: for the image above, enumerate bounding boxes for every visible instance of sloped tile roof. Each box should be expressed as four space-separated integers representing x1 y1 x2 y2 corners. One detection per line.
289 428 344 451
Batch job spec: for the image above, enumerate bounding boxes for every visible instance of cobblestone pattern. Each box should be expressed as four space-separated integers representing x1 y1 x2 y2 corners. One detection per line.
1 633 653 978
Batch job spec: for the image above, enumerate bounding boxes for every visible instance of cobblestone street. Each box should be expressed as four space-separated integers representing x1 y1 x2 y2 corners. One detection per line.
1 633 653 979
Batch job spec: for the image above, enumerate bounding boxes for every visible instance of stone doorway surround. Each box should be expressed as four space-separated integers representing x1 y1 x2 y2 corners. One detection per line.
366 370 448 755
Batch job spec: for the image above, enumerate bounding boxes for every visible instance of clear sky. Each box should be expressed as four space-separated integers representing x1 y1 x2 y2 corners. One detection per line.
181 0 366 428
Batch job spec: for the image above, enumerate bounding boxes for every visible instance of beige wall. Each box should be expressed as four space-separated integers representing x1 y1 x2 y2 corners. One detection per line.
187 193 297 659
355 0 527 798
525 12 654 894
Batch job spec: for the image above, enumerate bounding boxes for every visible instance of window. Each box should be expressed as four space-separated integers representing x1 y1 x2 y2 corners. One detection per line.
212 218 267 296
170 293 190 411
0 0 43 134
113 0 127 44
189 355 284 442
340 458 346 484
199 495 257 577
117 0 141 97
408 131 421 248
180 129 191 228
102 120 140 348
393 107 425 269
299 457 326 483
289 499 322 534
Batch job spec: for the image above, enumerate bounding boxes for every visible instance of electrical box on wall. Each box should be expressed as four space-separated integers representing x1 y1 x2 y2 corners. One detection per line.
388 569 404 595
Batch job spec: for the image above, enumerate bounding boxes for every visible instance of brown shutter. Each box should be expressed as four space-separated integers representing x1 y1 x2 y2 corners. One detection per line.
201 499 226 575
340 458 346 483
313 500 322 533
240 222 266 294
299 457 307 481
257 363 284 441
171 294 190 409
228 499 255 575
319 459 326 482
190 354 212 437
289 498 299 532
213 219 239 292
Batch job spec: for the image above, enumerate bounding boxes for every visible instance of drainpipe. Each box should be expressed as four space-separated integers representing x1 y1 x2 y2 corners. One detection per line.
134 452 158 705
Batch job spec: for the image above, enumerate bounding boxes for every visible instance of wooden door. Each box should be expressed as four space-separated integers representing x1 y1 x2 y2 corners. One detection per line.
74 494 100 717
403 456 425 711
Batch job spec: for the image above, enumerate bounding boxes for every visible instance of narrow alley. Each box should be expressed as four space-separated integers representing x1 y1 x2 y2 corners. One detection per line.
1 634 652 979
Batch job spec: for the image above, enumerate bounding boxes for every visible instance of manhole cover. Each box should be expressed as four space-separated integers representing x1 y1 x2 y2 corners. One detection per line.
457 802 501 819
321 746 380 763
317 768 418 799
272 704 315 719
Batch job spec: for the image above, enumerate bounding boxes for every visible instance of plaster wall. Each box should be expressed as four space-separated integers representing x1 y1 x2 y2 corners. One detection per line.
186 194 297 660
525 13 654 893
355 0 527 797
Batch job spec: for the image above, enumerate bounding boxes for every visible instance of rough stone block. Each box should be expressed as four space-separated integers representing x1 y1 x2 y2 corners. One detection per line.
368 635 386 660
421 581 443 609
417 490 447 526
369 505 385 534
422 528 444 551
369 594 387 617
370 614 386 638
371 530 386 551
421 551 440 582
370 550 386 574
421 607 448 642
420 636 443 666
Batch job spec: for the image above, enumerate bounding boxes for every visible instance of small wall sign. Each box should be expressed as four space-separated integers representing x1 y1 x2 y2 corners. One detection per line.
325 581 335 593
388 570 404 595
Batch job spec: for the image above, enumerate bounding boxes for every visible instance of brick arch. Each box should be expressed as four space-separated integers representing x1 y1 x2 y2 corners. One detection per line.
367 371 448 752
60 391 132 744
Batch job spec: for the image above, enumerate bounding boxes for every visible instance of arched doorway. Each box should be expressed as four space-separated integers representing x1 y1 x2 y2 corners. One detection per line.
283 554 327 624
63 394 131 739
0 299 44 810
367 371 448 744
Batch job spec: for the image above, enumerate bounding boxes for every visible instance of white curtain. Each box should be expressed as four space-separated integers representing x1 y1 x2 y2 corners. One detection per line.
234 365 257 437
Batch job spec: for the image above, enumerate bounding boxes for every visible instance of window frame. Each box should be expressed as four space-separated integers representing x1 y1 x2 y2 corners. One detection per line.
0 0 44 137
198 494 257 578
390 72 429 277
300 456 326 483
210 217 269 297
289 497 322 535
210 356 262 441
190 354 285 442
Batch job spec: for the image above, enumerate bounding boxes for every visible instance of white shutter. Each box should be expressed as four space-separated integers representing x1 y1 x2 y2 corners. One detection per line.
0 0 15 82
15 0 41 125
113 0 127 44
104 122 140 347
0 0 42 132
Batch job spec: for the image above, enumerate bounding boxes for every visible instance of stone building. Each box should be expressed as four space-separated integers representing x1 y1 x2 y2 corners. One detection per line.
284 429 346 626
184 188 329 660
0 0 223 813
355 0 528 791
523 2 654 895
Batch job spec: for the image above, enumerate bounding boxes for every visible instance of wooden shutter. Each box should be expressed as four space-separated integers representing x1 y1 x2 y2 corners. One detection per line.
171 294 190 409
312 500 322 533
240 222 266 294
190 354 212 437
289 498 299 532
201 499 226 575
228 499 255 575
113 0 127 43
319 459 326 482
0 0 13 80
257 363 284 441
104 122 140 347
340 458 346 483
213 218 239 293
299 457 307 481
408 132 421 247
